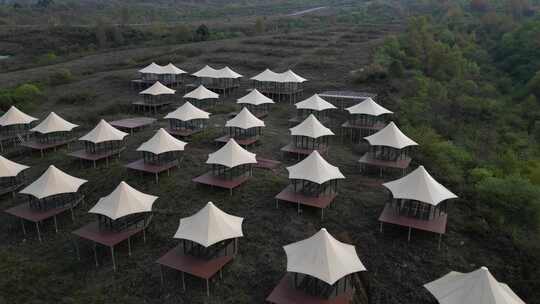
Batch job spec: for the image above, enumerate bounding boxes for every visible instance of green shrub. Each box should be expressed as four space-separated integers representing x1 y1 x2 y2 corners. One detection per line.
49 69 74 85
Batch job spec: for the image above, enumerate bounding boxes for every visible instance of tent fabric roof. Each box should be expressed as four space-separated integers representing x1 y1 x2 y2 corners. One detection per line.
295 94 337 111
284 228 366 285
237 89 275 106
161 63 186 75
364 121 418 149
225 107 265 129
218 66 243 79
345 97 393 116
0 155 29 178
173 201 244 247
280 69 308 83
137 128 187 155
206 139 257 168
164 102 211 121
183 85 219 100
192 65 220 78
290 114 335 139
424 267 525 304
138 62 163 74
139 81 176 96
383 166 458 206
20 165 87 200
88 181 158 220
0 106 38 127
286 151 345 184
30 112 78 134
250 68 281 82
79 119 129 144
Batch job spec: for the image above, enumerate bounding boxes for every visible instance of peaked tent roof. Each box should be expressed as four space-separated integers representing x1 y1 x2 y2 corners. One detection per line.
206 139 257 168
295 94 337 111
174 201 244 247
161 63 186 75
364 121 418 149
346 97 393 116
140 81 176 96
237 89 275 106
290 114 335 139
183 85 219 100
383 165 457 206
250 68 280 82
284 228 366 285
20 165 87 200
137 128 187 155
79 119 129 144
138 62 164 74
164 102 211 121
0 155 29 178
287 151 345 184
424 267 525 304
218 66 243 79
0 106 38 127
30 112 78 134
226 107 265 129
280 69 308 83
89 181 158 220
192 65 220 78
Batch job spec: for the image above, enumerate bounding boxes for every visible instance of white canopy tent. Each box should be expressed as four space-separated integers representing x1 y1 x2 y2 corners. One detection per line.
346 97 393 116
192 65 221 78
424 266 525 304
20 165 87 200
164 102 211 122
250 68 281 82
226 107 265 130
287 151 344 184
218 66 243 79
0 106 38 127
290 115 335 139
364 121 418 149
89 181 158 220
173 201 244 247
139 62 164 74
161 63 186 75
79 119 128 144
183 85 219 100
206 139 257 168
137 128 187 155
0 155 29 178
30 112 78 134
294 94 337 112
139 81 176 96
280 69 308 83
284 228 366 285
383 166 457 206
237 89 275 106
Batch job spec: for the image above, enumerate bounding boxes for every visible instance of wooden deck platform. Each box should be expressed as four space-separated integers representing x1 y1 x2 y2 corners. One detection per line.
378 204 447 244
125 159 179 183
275 186 337 220
358 153 411 175
166 127 203 138
72 221 146 271
281 143 328 159
68 148 125 168
267 274 354 304
109 117 156 134
192 172 250 196
157 245 234 296
20 138 75 157
255 157 281 172
215 135 259 147
5 201 77 242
